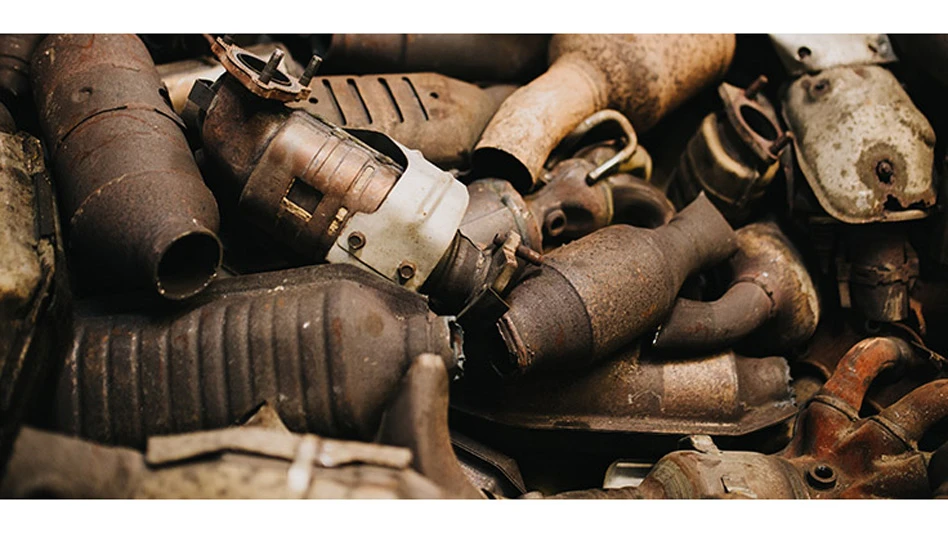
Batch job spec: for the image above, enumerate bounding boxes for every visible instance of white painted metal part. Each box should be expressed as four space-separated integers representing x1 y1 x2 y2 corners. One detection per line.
769 34 898 76
326 139 469 291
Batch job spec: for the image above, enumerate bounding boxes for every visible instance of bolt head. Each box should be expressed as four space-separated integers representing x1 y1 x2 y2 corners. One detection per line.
397 261 416 281
347 232 366 250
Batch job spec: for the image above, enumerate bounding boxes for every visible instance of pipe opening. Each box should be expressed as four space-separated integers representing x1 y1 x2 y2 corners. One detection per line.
156 232 222 300
472 147 534 194
739 105 778 141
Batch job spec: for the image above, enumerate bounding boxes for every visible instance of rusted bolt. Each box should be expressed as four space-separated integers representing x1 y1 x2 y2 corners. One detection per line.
493 233 544 266
397 261 416 282
768 132 792 156
744 75 768 99
258 49 284 85
806 463 837 490
299 55 322 87
347 231 366 250
875 159 894 184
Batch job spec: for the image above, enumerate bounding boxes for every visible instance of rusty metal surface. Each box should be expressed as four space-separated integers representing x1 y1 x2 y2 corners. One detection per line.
492 193 737 375
671 79 786 222
454 349 796 436
783 65 937 223
289 73 504 169
0 425 451 499
653 221 819 353
377 354 484 498
31 34 222 300
325 34 549 83
0 126 61 469
53 264 459 448
581 337 941 499
473 34 735 191
157 42 302 114
841 225 918 322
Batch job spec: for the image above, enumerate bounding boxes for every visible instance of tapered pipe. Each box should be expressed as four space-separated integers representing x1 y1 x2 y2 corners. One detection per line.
493 193 736 375
52 264 460 448
474 34 736 192
31 34 222 300
653 221 819 353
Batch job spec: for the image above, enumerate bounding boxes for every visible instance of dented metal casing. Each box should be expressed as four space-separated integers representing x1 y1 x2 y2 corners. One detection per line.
32 34 222 300
200 72 467 294
0 426 451 499
0 119 64 469
783 65 936 223
454 349 796 436
653 221 819 354
289 73 512 169
492 193 737 376
53 264 460 448
324 34 549 83
474 34 736 192
769 34 897 76
671 80 786 223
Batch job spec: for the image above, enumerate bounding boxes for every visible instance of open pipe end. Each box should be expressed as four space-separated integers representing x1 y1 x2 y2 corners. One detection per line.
472 147 535 195
155 230 223 300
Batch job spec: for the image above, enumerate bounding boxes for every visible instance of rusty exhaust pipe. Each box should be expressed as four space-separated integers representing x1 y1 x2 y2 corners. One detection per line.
52 264 461 449
652 221 819 353
473 34 736 192
492 193 737 376
324 34 549 83
31 34 222 300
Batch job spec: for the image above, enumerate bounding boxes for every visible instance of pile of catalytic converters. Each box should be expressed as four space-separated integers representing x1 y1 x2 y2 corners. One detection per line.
1 33 948 499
